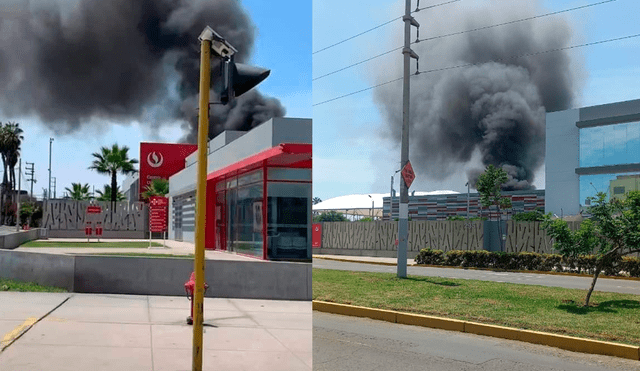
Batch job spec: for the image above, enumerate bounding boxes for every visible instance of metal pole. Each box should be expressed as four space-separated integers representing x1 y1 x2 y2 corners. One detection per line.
16 158 21 231
390 176 394 220
192 33 211 371
397 0 413 278
466 182 470 219
48 138 53 200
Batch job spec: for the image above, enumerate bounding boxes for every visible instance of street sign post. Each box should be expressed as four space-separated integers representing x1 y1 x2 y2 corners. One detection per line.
401 160 415 189
149 196 168 248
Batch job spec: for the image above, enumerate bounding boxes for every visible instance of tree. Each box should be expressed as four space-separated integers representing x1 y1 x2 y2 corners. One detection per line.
64 183 91 200
312 197 322 205
313 211 348 222
512 209 545 222
95 185 125 201
542 191 640 307
142 178 169 199
88 144 138 202
475 165 513 213
476 165 512 251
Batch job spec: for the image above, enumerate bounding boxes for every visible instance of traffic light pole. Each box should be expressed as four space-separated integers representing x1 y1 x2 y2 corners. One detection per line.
192 34 211 371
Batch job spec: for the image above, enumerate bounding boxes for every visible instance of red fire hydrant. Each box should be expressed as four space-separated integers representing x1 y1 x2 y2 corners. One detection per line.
184 272 209 325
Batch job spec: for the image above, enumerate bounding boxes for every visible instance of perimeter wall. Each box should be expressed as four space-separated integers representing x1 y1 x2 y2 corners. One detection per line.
315 220 581 258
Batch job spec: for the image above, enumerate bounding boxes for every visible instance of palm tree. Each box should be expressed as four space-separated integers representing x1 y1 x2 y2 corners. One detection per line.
142 178 169 199
64 183 91 200
88 144 138 202
0 122 23 224
95 185 125 201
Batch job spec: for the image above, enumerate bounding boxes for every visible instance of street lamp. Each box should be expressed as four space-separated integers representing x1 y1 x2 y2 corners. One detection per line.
48 138 54 200
465 182 470 219
368 195 374 219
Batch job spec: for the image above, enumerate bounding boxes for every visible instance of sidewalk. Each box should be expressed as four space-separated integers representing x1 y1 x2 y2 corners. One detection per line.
17 238 258 261
313 254 419 266
0 292 311 370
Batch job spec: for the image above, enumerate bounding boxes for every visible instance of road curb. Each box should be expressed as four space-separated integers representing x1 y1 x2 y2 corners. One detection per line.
312 300 640 361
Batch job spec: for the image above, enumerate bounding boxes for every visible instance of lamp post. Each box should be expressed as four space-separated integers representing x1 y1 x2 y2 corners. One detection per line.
465 182 470 219
48 138 53 200
368 195 374 219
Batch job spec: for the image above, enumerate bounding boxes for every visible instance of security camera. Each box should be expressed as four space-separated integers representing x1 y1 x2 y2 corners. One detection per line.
198 26 237 58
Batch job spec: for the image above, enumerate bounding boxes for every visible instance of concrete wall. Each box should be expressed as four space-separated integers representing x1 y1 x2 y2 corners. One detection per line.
0 250 311 300
0 250 75 289
545 108 580 216
0 228 43 249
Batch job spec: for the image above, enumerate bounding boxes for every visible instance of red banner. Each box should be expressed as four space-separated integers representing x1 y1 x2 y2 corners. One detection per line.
139 142 197 200
149 196 168 232
312 223 322 248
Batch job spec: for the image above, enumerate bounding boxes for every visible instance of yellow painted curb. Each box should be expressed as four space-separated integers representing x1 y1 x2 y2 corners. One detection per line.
313 301 640 361
1 317 37 350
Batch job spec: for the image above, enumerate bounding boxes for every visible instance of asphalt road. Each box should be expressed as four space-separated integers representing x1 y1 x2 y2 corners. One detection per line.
313 312 640 371
312 259 640 295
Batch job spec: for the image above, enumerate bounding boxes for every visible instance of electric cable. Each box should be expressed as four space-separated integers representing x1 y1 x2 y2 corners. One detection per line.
313 0 616 81
313 0 461 54
313 32 640 106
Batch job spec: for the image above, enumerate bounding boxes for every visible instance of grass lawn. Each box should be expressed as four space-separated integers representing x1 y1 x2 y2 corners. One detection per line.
313 268 640 346
21 241 163 248
0 278 67 293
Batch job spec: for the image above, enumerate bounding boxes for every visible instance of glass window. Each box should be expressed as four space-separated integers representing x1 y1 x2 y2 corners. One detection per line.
268 168 312 181
580 121 640 167
227 183 263 259
238 169 263 187
579 172 640 209
266 182 311 260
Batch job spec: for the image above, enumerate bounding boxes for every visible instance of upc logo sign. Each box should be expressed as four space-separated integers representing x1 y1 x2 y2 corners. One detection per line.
147 152 164 168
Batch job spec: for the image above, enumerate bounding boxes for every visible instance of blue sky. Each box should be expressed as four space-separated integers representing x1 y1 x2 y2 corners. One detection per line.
8 0 311 199
312 0 640 201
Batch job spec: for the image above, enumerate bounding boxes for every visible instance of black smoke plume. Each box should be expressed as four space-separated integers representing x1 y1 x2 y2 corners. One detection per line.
374 0 580 190
0 0 284 141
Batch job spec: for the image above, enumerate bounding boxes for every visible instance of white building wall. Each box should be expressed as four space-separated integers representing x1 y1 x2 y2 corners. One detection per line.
545 108 580 216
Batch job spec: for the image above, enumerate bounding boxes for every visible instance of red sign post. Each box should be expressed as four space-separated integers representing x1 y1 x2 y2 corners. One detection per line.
312 223 322 248
85 205 102 242
149 196 169 248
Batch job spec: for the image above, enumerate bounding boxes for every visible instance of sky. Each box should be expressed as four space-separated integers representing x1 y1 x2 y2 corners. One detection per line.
312 0 640 201
3 0 311 199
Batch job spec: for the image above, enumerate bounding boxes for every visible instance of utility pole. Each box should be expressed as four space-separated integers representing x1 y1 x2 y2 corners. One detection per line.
16 158 21 231
25 162 35 200
52 177 57 199
398 0 420 278
48 137 54 200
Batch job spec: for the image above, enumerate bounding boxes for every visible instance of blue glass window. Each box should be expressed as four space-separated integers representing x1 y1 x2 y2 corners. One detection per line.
579 122 640 167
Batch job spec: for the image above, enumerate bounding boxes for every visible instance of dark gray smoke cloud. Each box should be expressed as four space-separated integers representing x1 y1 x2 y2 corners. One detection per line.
0 0 284 141
374 0 580 190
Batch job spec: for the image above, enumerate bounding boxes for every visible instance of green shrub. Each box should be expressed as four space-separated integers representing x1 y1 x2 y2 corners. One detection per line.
413 249 640 277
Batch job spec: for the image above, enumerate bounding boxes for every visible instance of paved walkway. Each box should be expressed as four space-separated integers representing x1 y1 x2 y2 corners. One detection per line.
16 238 258 261
0 292 311 371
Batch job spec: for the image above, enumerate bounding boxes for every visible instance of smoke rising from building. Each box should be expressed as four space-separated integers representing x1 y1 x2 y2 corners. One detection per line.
373 0 581 190
0 0 284 141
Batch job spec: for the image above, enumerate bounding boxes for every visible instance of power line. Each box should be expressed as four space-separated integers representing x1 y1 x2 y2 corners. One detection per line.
413 0 460 13
312 0 461 55
313 0 616 81
313 33 640 106
415 0 616 44
313 17 401 55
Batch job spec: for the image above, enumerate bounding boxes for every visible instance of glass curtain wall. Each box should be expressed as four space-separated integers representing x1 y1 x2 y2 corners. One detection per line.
266 168 312 260
225 170 264 259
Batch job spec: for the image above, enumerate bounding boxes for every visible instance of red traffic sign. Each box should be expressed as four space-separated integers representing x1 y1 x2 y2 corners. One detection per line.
401 161 415 188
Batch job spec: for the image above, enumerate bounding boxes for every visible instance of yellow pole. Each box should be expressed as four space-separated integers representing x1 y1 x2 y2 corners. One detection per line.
192 37 210 371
